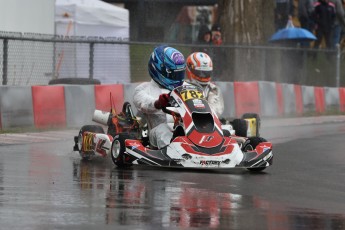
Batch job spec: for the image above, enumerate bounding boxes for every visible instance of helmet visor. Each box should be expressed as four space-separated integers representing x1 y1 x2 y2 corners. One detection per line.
191 69 212 82
166 68 185 81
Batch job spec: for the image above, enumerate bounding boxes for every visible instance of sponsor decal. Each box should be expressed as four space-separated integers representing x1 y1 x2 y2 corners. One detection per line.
200 160 221 166
177 98 183 104
172 52 185 65
126 140 141 151
182 153 192 160
96 139 107 157
193 99 205 109
82 132 94 151
193 99 203 104
181 90 204 101
199 135 214 144
257 143 272 154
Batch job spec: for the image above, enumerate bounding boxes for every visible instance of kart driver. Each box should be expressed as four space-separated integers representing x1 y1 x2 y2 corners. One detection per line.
133 45 186 149
185 52 224 117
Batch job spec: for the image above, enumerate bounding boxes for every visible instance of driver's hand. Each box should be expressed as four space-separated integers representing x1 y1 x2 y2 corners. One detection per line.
154 93 169 109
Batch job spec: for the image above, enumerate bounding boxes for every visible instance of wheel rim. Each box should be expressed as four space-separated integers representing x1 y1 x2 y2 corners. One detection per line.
111 140 121 159
78 133 83 151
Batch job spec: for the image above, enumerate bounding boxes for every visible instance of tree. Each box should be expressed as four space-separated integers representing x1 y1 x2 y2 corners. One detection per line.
215 0 276 81
218 0 275 45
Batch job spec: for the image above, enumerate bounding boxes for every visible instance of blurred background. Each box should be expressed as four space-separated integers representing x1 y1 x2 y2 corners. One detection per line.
0 0 344 87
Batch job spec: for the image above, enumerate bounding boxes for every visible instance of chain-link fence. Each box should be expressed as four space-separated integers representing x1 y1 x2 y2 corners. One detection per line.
1 32 344 87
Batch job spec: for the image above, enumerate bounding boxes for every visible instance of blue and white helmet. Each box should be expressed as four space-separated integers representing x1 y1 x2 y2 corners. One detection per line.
148 45 186 90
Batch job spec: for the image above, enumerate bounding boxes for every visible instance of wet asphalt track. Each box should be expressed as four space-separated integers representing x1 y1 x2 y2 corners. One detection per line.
1 119 345 229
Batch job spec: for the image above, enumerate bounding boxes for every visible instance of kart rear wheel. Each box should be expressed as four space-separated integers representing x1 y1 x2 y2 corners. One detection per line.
231 118 248 137
242 113 261 137
242 136 268 172
111 133 133 168
77 125 104 160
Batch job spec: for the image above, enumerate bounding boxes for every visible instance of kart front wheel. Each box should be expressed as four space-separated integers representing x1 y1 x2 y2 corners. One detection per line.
242 136 268 172
231 118 248 137
111 134 133 168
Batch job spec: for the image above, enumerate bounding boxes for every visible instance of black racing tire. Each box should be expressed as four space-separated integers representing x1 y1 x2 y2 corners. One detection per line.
77 125 105 159
242 136 268 172
242 113 261 137
49 78 101 85
222 129 231 137
231 118 248 137
111 133 134 168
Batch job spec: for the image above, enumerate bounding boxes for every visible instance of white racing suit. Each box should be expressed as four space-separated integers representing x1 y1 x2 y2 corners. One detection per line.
186 81 224 117
133 80 173 149
203 81 224 117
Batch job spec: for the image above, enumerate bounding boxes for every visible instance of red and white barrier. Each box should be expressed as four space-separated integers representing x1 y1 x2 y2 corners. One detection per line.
1 82 345 130
32 85 66 129
339 88 345 112
94 84 124 113
233 81 260 117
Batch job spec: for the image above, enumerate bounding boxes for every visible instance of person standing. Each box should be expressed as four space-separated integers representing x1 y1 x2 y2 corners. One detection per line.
298 0 315 47
275 0 294 30
197 25 212 44
209 24 224 80
330 0 345 48
312 0 336 49
298 0 316 32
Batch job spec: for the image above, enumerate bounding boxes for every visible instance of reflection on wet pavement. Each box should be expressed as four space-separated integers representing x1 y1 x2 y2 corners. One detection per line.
0 140 345 229
72 157 345 229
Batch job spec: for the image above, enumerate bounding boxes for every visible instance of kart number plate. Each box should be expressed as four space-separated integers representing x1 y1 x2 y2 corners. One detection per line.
181 90 204 101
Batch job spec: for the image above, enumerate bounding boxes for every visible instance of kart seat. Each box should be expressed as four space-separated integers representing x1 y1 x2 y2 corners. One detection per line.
172 125 185 141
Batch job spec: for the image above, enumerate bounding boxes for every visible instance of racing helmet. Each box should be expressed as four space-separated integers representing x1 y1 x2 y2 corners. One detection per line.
148 45 186 91
186 52 213 86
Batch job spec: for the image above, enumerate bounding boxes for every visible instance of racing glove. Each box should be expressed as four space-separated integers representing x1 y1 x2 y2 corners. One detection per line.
154 93 169 109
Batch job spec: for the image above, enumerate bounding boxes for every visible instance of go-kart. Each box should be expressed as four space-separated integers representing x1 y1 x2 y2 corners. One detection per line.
73 84 272 171
73 98 143 160
112 84 272 171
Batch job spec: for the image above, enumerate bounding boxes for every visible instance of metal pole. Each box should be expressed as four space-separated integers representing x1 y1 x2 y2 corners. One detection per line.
261 49 266 81
302 50 307 85
336 43 341 87
2 39 8 85
89 42 94 79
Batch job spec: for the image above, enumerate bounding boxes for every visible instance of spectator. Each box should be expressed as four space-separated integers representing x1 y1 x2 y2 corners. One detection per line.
194 24 224 80
275 0 294 30
211 24 223 45
209 24 224 80
297 0 315 48
298 0 315 32
193 25 212 58
330 0 345 48
312 0 336 49
197 25 212 44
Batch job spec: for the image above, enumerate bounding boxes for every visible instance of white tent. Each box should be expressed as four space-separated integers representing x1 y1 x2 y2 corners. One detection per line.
55 0 130 84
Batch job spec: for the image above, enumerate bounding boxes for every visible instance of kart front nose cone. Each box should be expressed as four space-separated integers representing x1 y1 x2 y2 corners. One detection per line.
182 153 192 160
222 159 230 164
